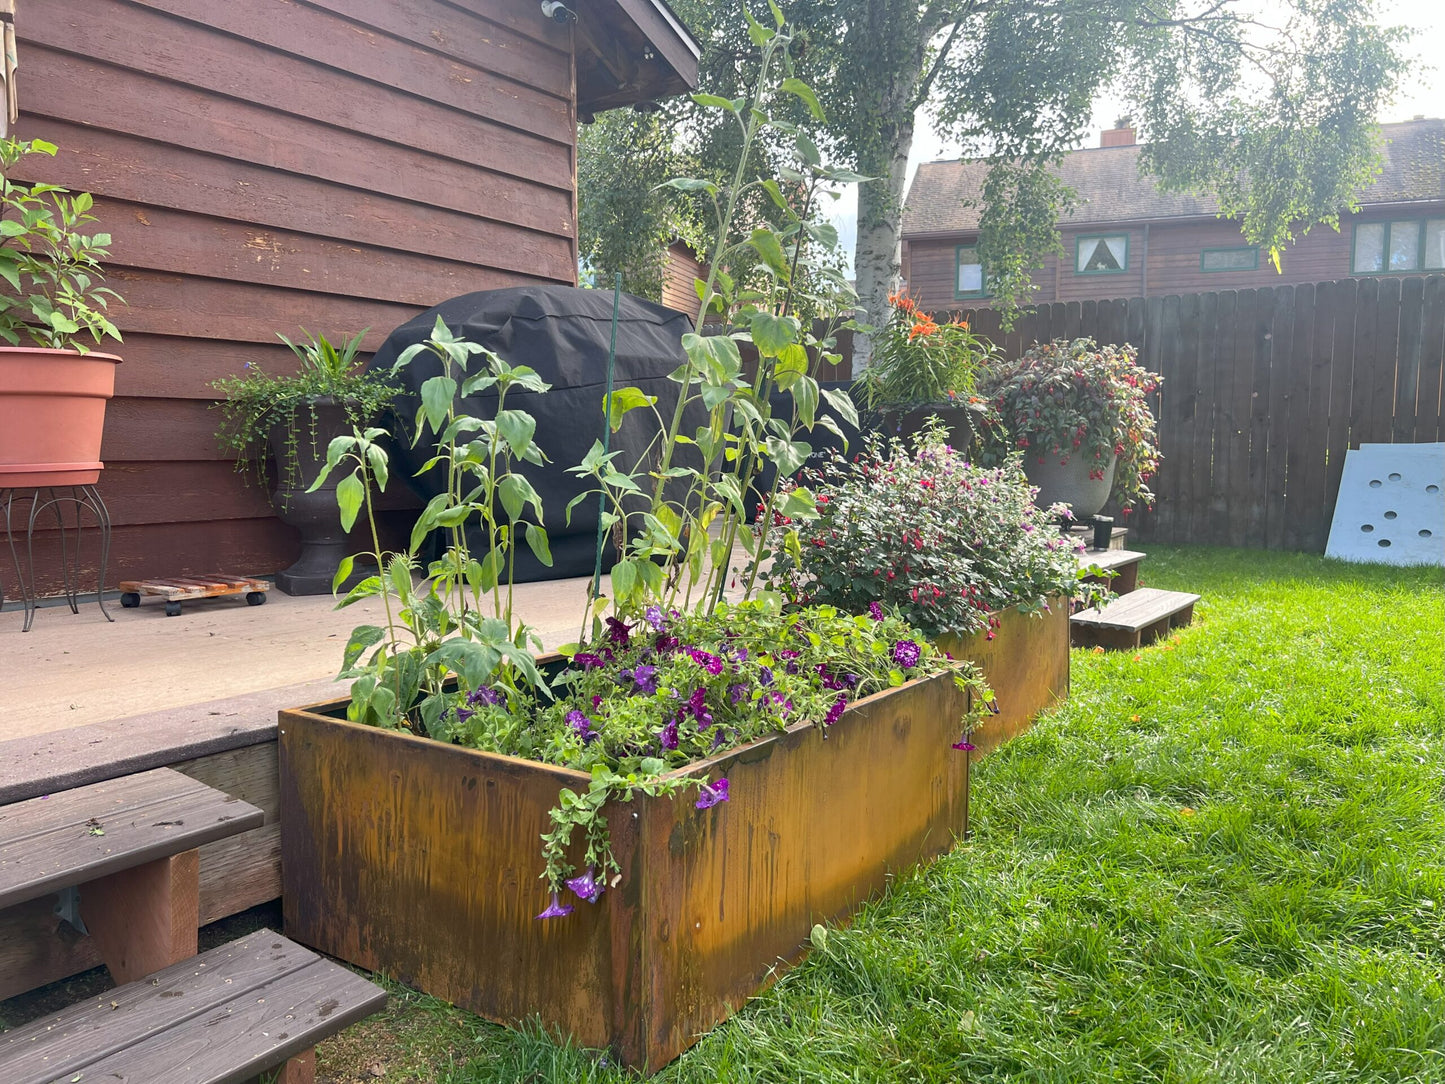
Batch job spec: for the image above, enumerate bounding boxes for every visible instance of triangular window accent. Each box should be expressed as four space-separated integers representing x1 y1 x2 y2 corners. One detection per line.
1079 236 1126 272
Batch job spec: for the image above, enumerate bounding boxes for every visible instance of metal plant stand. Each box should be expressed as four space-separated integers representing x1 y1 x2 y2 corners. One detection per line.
0 485 114 632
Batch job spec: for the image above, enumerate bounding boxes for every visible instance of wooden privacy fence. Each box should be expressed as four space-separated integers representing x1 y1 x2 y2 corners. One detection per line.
957 276 1445 552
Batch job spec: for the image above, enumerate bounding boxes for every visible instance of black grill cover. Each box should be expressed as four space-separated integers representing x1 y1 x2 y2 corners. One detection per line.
371 286 704 581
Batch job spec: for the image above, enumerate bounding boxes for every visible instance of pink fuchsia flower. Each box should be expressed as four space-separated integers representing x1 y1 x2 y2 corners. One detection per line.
536 892 574 919
565 867 604 904
892 640 922 668
695 778 730 809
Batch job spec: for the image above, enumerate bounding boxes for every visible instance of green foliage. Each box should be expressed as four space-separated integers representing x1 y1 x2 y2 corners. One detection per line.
976 337 1162 512
209 328 400 502
568 14 863 627
761 420 1109 637
854 292 996 411
0 137 124 351
310 316 554 734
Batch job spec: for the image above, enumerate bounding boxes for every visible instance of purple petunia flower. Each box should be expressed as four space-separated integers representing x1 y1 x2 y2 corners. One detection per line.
758 665 774 686
632 663 658 694
644 604 665 631
687 648 724 676
565 867 604 904
951 739 976 752
824 694 847 726
536 892 574 920
605 616 632 646
892 640 922 669
467 685 503 707
686 686 713 729
659 718 680 751
869 601 884 621
455 706 474 724
711 727 728 749
567 709 598 744
729 682 749 705
573 652 605 670
695 778 730 809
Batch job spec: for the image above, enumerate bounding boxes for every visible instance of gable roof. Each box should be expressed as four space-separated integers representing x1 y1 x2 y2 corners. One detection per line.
902 118 1445 238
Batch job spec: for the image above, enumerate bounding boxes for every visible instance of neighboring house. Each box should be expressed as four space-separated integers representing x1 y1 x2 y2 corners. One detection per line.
901 118 1445 312
14 0 697 589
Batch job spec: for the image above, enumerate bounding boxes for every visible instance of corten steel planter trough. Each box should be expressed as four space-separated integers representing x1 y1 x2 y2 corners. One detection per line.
938 597 1070 760
278 668 971 1069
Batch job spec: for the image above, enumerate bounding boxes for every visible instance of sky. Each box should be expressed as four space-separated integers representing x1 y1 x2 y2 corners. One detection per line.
828 0 1445 271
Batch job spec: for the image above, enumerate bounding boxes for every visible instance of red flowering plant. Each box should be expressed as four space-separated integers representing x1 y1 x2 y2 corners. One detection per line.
757 420 1109 639
854 292 997 414
975 338 1162 512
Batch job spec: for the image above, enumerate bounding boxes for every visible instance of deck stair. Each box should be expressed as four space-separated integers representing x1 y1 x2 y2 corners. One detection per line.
1079 547 1147 594
0 768 384 1082
1071 586 1200 650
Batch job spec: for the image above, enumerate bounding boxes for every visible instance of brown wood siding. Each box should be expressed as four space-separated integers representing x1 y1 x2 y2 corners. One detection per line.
13 0 579 595
661 243 704 319
905 205 1445 313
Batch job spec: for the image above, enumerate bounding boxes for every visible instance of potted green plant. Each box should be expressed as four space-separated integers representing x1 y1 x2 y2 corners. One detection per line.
0 137 125 488
759 419 1110 755
210 329 399 594
853 292 996 449
977 337 1162 518
278 13 989 1068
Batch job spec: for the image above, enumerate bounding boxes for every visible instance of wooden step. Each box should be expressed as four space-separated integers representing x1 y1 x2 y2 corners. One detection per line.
1078 547 1146 593
1071 587 1199 650
0 767 265 911
0 928 386 1084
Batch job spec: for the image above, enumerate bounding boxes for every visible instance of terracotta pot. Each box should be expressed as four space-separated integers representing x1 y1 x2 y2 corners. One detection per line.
267 397 359 596
279 667 972 1068
0 347 122 487
1024 451 1117 517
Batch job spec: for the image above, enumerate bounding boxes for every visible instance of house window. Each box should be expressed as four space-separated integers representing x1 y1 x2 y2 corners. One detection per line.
955 244 987 298
1201 247 1259 272
1352 219 1445 274
1076 234 1128 274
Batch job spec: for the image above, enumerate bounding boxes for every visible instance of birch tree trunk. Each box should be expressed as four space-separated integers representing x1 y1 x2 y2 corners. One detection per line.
851 111 916 377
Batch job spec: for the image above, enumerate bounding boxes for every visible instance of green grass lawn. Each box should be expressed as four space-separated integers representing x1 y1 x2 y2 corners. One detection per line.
321 547 1445 1084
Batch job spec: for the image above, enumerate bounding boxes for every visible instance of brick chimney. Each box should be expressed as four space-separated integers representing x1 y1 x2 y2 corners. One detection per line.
1100 124 1136 148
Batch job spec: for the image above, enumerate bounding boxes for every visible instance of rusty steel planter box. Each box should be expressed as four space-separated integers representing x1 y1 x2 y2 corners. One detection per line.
939 598 1070 759
278 670 970 1069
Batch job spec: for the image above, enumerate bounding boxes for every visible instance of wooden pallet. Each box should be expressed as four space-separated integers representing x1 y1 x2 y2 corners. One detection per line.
1071 586 1199 650
117 574 269 617
1079 547 1147 594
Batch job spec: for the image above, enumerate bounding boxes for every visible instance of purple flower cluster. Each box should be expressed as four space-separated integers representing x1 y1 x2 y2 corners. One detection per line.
695 778 729 809
893 639 922 669
567 709 598 744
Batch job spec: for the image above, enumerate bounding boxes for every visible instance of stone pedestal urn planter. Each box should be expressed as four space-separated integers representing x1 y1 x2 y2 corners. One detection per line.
278 668 972 1069
0 348 122 487
268 398 355 595
1024 452 1117 518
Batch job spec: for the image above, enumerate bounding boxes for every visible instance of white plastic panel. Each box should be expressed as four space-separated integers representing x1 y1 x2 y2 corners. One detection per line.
1325 443 1445 566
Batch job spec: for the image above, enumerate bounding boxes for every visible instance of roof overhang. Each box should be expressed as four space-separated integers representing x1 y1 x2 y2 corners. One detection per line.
576 0 700 115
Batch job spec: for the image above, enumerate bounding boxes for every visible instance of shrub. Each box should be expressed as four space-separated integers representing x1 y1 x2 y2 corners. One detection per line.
976 337 1161 511
854 292 996 412
760 421 1106 638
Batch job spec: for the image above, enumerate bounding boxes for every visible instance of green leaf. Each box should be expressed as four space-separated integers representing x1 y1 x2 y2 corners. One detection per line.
692 93 740 113
341 624 385 671
795 132 822 168
494 408 536 458
331 555 355 595
765 436 811 476
610 559 637 601
604 386 657 431
525 523 553 567
791 374 819 428
772 341 808 387
781 77 826 122
743 4 772 46
418 375 457 434
748 228 790 276
821 387 860 429
336 472 365 533
499 473 542 523
660 177 718 196
749 310 799 357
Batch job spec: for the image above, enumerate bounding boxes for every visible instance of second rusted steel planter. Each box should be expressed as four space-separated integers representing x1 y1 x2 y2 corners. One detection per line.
278 670 969 1070
939 598 1070 759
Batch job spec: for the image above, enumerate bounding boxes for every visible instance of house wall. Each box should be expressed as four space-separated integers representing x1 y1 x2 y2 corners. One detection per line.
904 204 1444 313
661 242 704 319
14 0 579 591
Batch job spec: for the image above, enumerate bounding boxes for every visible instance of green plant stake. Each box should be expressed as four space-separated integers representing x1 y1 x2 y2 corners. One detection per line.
589 273 622 610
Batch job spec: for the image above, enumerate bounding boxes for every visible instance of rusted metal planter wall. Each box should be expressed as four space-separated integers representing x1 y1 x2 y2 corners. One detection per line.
278 671 970 1069
939 598 1070 758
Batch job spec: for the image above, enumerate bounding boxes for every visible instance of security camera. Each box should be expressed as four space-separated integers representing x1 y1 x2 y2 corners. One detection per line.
540 1 576 23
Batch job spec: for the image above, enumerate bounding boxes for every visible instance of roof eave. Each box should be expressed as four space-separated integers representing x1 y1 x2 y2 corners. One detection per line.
576 0 700 114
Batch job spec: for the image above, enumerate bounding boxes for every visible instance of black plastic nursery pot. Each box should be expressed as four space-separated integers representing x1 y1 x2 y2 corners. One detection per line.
277 667 972 1070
